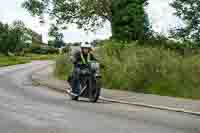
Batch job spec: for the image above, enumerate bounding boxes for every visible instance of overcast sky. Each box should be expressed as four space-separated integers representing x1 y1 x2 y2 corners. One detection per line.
0 0 181 43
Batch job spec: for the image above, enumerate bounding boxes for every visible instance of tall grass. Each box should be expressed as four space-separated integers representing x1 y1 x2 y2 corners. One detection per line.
97 41 200 99
54 54 72 80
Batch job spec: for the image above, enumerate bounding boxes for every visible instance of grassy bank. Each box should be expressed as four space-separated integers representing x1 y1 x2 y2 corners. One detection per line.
54 41 200 100
54 54 72 80
0 54 58 67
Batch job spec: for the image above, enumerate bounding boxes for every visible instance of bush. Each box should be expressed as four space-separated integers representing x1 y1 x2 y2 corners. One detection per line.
29 44 44 54
23 47 31 54
139 33 200 56
62 46 71 54
47 47 59 54
27 44 59 54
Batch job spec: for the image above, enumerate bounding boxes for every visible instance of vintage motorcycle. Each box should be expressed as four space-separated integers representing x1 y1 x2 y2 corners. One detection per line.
67 61 102 103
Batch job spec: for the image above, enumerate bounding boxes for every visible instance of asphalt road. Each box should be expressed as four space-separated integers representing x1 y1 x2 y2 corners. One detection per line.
0 61 200 133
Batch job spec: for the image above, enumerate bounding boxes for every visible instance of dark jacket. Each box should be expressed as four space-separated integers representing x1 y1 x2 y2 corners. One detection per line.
72 50 96 67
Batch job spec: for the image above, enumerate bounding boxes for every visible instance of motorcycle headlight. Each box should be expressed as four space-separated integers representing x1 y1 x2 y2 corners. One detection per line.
90 62 100 71
81 69 90 75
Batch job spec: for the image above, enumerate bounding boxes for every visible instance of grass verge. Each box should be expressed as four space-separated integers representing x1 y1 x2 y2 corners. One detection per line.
0 54 58 67
24 54 58 60
0 55 29 67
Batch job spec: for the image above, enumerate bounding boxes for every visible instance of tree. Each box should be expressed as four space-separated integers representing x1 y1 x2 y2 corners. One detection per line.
49 24 64 41
111 0 148 41
22 0 149 41
0 22 10 55
48 24 65 48
22 0 111 31
10 20 27 54
0 20 29 55
170 0 200 42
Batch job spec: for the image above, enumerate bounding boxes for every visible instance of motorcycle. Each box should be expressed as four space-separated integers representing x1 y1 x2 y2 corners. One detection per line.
67 61 102 103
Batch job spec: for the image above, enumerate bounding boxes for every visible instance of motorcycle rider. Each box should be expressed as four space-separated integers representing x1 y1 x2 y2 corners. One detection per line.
69 42 97 98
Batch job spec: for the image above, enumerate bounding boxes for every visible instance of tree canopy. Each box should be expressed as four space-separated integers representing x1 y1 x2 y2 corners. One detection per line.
22 0 112 31
171 0 200 42
0 20 31 55
23 0 149 41
48 24 65 48
111 0 149 40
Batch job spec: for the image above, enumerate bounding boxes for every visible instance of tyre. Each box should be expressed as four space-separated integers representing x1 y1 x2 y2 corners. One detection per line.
89 88 101 103
89 79 101 103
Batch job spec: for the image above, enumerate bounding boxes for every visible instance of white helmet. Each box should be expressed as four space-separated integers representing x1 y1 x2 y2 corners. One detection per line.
81 42 92 48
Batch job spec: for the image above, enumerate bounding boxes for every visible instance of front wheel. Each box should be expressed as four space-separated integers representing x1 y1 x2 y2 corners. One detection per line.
89 79 101 103
89 88 101 103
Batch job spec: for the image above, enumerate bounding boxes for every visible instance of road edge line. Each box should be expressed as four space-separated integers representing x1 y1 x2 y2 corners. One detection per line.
100 97 200 116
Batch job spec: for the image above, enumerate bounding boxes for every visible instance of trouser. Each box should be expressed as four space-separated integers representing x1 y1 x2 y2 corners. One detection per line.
71 67 81 95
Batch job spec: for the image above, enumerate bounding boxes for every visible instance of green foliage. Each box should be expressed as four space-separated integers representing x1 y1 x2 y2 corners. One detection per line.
22 0 111 31
49 24 63 39
0 55 29 67
111 0 149 41
62 46 71 54
48 25 65 48
48 39 65 48
170 0 200 43
28 44 59 54
22 0 45 16
0 20 31 55
23 0 148 41
54 54 72 80
72 42 81 46
138 33 200 56
96 41 200 99
0 54 58 67
29 44 42 54
47 47 59 54
54 40 200 99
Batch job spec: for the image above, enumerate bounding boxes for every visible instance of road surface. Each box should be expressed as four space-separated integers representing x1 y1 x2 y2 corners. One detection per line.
0 61 199 133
